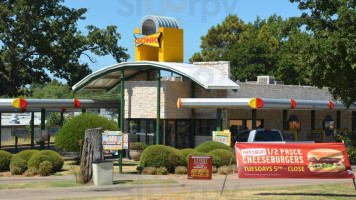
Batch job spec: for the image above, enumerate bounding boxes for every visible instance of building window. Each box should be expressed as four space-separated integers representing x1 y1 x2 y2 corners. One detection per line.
195 119 218 136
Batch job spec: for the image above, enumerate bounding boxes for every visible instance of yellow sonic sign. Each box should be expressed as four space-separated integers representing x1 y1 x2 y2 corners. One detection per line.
134 32 162 48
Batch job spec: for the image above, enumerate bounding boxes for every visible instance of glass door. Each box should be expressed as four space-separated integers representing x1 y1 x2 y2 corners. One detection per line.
176 120 190 149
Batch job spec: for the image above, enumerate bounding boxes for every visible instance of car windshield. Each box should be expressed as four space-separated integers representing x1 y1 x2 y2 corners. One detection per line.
254 130 282 141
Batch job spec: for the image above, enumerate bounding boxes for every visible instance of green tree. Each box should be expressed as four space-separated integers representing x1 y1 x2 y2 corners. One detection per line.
222 25 280 81
0 0 129 97
189 15 250 62
290 0 356 107
30 79 74 99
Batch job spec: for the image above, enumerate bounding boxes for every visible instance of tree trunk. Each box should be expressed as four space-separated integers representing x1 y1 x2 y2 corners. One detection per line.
80 127 103 184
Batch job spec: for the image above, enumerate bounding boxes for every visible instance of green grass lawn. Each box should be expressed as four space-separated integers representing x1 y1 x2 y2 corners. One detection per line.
0 179 178 190
56 182 356 200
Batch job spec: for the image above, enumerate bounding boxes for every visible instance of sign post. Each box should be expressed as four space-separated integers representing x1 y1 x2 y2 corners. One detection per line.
102 131 124 174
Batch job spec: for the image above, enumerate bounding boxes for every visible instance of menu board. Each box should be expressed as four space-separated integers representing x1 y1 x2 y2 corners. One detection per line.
188 156 212 180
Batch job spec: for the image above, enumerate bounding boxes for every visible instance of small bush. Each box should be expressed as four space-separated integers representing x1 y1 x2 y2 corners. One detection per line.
140 145 185 173
0 150 13 172
38 161 53 176
131 142 147 151
142 167 156 175
209 149 236 166
180 148 197 160
195 141 233 153
186 152 221 167
217 166 233 175
156 167 168 175
24 167 38 177
11 150 39 165
10 158 27 175
55 113 119 152
174 166 188 175
212 166 218 173
231 165 238 173
28 150 64 172
10 166 22 175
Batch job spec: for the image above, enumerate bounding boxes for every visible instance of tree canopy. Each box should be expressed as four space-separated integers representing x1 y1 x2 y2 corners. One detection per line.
192 1 356 106
0 0 129 97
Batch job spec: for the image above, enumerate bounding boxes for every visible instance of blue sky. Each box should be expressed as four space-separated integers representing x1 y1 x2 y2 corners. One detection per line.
63 0 302 73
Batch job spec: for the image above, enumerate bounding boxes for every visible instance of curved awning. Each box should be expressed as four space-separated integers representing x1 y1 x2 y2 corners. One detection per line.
72 61 240 92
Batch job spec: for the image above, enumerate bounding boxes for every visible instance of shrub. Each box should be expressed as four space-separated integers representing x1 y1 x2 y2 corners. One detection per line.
195 141 233 153
217 166 233 175
11 150 39 168
231 165 238 173
156 167 168 175
55 113 119 152
28 150 64 172
334 130 356 163
209 149 236 166
24 167 38 177
212 166 218 173
142 167 156 175
0 150 13 172
10 158 27 175
131 142 147 151
186 152 221 167
10 166 22 175
38 161 53 176
174 166 187 175
140 145 185 173
180 148 197 160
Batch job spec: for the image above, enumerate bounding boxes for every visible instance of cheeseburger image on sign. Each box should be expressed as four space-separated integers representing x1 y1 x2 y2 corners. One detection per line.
191 168 209 177
308 148 346 173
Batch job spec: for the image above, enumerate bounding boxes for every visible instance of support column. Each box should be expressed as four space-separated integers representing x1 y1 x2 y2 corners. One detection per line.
156 70 161 145
60 111 64 127
31 112 34 149
337 111 341 129
311 110 315 130
0 113 1 150
190 82 195 148
119 69 125 173
252 109 257 129
217 108 222 131
283 110 288 130
120 69 124 131
40 109 45 150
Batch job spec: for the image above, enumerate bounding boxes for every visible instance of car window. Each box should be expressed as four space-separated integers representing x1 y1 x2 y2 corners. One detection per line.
236 131 250 142
254 130 282 141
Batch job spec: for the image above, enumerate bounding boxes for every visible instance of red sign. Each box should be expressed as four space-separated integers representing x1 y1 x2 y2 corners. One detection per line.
188 156 212 180
235 143 355 179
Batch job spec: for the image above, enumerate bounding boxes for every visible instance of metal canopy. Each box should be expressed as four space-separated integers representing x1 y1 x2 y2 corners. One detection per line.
72 61 240 92
177 98 356 110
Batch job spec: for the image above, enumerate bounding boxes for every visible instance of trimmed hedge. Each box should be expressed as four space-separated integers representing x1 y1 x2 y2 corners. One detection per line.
0 150 13 172
186 152 221 167
28 150 64 172
195 141 233 153
209 149 236 166
10 158 27 175
38 161 53 176
11 150 39 168
140 145 185 173
55 113 119 152
180 148 197 160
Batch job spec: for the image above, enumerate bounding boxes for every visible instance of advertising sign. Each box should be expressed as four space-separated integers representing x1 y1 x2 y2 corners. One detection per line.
213 130 231 146
283 129 297 141
47 126 60 136
309 129 325 143
13 126 28 138
235 142 354 179
134 32 162 47
123 133 129 150
102 131 123 150
188 156 212 180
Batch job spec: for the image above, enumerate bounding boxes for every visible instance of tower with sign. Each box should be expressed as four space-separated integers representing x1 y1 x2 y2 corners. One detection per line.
134 15 183 62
